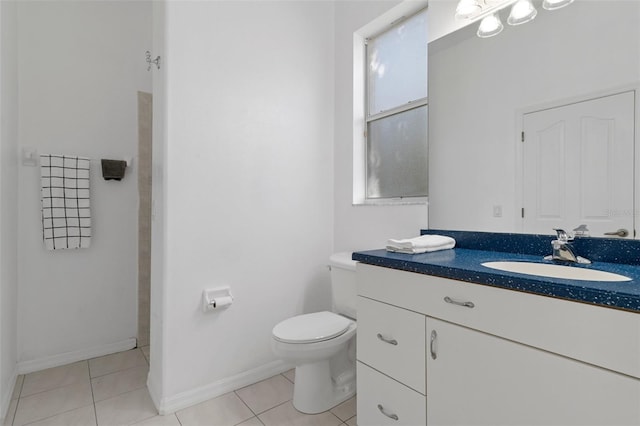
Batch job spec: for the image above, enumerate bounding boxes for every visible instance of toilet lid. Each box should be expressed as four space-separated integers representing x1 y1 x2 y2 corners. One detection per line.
272 311 351 344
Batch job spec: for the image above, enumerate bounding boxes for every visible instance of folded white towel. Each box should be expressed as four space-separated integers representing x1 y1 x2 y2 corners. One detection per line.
386 234 455 254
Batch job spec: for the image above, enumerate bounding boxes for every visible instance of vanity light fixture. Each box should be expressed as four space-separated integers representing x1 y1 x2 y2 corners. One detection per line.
454 0 574 38
542 0 575 11
477 13 504 38
456 0 483 19
507 0 537 25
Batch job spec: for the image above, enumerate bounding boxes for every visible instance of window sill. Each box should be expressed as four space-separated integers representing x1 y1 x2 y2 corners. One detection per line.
353 197 428 207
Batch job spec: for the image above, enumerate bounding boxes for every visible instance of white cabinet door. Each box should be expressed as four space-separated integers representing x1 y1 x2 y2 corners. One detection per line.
522 91 634 237
426 317 640 426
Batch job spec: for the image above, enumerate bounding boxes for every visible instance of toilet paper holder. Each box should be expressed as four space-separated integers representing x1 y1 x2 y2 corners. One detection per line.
202 286 233 312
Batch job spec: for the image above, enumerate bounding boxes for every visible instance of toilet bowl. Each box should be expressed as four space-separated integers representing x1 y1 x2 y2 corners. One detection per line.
271 253 358 414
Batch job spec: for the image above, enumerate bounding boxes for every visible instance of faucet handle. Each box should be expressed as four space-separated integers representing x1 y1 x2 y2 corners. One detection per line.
553 228 573 242
573 224 590 237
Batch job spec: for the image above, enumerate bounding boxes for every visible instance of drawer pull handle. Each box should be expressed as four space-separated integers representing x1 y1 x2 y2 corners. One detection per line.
444 296 475 308
430 329 438 360
377 333 398 346
377 404 399 421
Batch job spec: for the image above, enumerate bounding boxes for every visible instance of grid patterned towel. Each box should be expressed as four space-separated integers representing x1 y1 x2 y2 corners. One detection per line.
40 154 92 250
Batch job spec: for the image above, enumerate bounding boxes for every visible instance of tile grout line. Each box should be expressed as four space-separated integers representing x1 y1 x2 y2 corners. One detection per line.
86 360 99 426
232 415 264 426
8 376 22 426
88 360 148 379
233 390 261 422
17 363 89 400
255 399 291 419
12 379 92 416
328 411 344 425
280 371 294 384
17 404 95 426
173 412 184 426
8 398 19 426
90 365 150 404
92 363 149 379
233 374 295 417
85 348 149 379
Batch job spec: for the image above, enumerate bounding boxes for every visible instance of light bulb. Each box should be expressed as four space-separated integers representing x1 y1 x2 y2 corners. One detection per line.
456 0 482 19
543 0 575 11
477 14 504 38
508 0 537 25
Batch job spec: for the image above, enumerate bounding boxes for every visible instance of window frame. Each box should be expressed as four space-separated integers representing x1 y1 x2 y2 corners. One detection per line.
354 5 429 206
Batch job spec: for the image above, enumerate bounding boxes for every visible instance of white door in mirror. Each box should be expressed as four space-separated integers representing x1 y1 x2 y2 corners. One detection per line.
522 91 634 237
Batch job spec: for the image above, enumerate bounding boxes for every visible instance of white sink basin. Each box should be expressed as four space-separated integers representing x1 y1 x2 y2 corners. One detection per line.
481 261 631 282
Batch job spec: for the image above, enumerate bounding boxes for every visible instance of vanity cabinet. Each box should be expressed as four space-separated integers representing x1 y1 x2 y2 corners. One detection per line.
427 317 640 425
356 263 640 426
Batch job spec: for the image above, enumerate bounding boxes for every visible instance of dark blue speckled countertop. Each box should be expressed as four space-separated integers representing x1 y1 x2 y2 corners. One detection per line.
353 230 640 313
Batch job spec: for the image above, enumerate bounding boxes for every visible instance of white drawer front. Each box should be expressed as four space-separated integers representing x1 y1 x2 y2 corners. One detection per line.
357 296 426 394
357 362 426 426
358 263 640 378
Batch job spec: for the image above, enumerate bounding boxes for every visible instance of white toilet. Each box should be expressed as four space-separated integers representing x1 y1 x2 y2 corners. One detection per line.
271 252 357 414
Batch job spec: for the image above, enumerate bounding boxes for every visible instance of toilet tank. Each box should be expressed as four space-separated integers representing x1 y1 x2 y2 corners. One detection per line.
329 252 358 320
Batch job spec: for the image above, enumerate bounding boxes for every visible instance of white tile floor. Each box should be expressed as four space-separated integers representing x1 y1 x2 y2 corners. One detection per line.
4 347 357 426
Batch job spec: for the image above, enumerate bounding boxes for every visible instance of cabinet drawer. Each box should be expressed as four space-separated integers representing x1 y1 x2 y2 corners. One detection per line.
358 263 640 378
357 362 426 426
357 296 425 394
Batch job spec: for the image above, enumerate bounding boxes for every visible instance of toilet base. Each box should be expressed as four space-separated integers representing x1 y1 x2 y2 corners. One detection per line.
292 359 356 414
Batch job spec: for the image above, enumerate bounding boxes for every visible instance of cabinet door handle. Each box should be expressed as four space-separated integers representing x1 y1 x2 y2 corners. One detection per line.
430 330 438 360
444 296 475 308
376 333 398 346
377 404 399 421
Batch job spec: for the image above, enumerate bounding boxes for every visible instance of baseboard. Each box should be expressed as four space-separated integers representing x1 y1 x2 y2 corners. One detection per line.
151 360 292 415
17 338 137 375
1 368 18 423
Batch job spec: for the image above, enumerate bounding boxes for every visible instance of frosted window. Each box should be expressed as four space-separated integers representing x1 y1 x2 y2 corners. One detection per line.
367 106 428 199
362 7 428 201
368 10 428 116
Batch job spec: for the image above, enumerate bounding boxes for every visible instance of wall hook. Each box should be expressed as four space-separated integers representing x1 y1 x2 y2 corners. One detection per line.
146 51 161 71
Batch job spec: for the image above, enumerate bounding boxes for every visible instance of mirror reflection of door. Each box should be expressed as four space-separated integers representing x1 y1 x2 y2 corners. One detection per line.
521 91 635 238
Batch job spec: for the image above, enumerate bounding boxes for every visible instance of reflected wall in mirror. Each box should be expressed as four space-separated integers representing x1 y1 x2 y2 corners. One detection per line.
428 0 640 238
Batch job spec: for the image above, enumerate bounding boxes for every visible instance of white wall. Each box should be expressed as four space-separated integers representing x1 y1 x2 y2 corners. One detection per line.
333 0 429 252
428 1 640 233
150 0 335 412
16 1 152 371
0 0 19 419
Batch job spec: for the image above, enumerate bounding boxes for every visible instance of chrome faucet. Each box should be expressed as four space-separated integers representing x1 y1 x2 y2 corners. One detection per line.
544 228 591 264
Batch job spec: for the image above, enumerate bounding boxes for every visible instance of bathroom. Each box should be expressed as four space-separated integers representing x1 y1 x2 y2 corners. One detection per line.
0 0 638 425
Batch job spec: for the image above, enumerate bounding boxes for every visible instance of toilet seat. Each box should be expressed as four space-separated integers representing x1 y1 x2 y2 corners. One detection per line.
273 311 351 344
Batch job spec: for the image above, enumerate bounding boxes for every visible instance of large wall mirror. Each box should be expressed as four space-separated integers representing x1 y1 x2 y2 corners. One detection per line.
427 0 640 238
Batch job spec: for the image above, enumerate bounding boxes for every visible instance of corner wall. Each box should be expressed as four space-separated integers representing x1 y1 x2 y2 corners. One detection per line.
148 0 166 408
0 0 19 419
152 0 335 412
16 1 152 371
